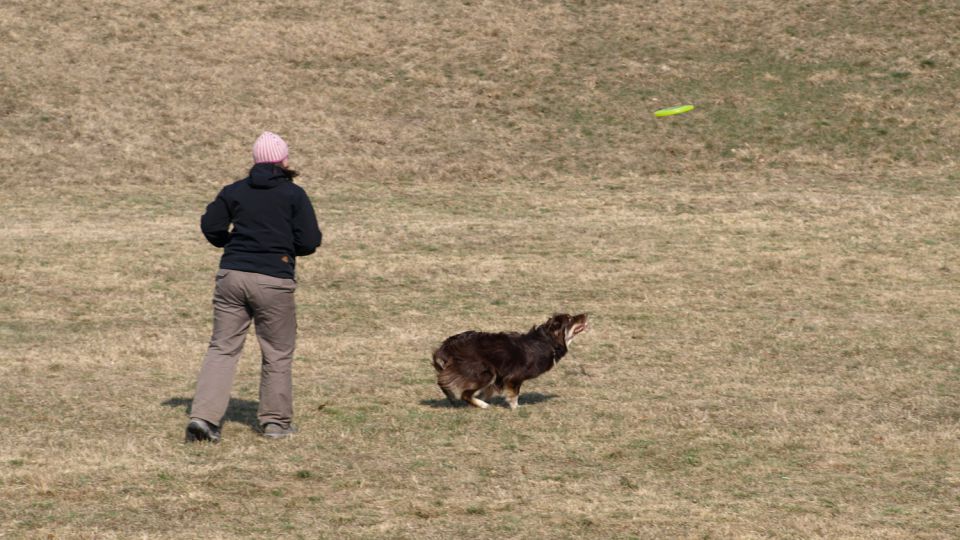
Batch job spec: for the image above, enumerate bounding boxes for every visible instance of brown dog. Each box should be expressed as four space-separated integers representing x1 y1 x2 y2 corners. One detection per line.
431 313 589 409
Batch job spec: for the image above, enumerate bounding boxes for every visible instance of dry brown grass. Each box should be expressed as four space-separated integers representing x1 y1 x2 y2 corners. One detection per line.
2 1 959 538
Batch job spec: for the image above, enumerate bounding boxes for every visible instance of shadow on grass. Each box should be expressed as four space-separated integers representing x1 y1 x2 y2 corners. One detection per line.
162 397 260 433
419 392 558 409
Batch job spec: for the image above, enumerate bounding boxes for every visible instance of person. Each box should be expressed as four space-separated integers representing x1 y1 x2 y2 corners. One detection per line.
186 131 322 442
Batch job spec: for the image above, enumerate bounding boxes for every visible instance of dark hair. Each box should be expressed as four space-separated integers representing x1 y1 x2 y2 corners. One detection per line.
279 163 299 178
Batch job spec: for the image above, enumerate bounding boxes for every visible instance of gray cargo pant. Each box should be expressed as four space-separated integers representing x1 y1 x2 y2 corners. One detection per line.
190 269 297 429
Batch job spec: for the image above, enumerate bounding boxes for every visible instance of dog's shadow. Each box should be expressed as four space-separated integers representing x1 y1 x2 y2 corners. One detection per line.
162 397 260 433
420 392 558 409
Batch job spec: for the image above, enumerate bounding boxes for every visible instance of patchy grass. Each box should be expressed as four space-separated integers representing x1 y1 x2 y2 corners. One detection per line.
1 0 959 538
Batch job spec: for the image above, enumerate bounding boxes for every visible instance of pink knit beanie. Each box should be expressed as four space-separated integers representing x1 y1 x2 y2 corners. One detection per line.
252 131 289 164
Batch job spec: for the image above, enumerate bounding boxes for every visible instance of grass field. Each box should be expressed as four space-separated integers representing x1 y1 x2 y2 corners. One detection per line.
2 1 959 538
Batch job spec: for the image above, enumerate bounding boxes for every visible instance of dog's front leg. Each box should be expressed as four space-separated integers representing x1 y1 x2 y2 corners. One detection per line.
504 383 521 410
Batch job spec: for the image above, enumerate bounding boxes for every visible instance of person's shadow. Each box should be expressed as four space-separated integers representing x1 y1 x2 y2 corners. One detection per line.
419 392 558 409
162 397 260 433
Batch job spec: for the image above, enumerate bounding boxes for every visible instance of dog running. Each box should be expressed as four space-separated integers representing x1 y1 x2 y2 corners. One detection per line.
431 313 589 409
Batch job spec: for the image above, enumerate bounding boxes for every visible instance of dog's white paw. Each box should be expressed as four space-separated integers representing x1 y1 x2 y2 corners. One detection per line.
469 397 490 409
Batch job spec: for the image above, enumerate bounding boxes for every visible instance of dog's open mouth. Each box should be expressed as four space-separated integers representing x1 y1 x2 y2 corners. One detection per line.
565 313 589 343
573 320 588 335
573 313 589 333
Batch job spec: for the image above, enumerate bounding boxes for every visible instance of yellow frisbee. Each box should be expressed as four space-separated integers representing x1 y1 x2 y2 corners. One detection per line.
654 104 695 117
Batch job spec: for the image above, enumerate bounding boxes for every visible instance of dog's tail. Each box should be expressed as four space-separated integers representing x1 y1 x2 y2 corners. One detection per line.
434 350 464 404
431 350 449 372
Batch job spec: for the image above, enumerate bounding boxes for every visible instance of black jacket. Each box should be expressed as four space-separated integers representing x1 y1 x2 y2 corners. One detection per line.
201 163 322 279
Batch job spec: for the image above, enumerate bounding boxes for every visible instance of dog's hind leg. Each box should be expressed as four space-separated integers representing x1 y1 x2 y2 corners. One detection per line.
437 366 466 406
462 389 490 409
477 383 498 401
465 373 497 409
439 384 459 405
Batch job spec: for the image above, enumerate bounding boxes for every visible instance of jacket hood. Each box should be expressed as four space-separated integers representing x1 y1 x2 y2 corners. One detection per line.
247 163 292 189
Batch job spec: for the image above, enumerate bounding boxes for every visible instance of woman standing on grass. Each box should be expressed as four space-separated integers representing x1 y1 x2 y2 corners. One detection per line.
186 131 322 443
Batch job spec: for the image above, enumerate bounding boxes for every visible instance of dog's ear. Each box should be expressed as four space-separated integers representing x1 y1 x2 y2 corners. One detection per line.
545 314 569 338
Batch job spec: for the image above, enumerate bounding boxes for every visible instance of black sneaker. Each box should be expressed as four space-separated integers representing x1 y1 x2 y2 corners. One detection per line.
262 423 298 439
185 419 221 443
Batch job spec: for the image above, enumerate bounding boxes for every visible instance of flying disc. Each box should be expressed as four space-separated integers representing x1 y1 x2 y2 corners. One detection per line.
654 104 694 117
